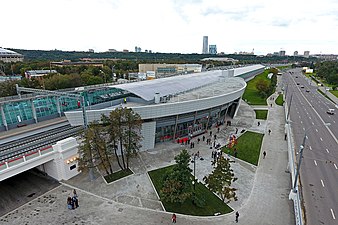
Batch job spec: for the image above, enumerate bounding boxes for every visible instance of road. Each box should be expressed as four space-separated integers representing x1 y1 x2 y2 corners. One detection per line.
282 68 337 225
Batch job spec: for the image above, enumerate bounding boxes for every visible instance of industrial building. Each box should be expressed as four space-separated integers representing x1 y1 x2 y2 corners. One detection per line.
0 48 24 63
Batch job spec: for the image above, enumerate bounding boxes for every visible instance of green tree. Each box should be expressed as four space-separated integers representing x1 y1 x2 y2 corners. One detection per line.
160 149 193 203
78 122 114 176
102 107 143 170
203 157 237 203
256 79 270 98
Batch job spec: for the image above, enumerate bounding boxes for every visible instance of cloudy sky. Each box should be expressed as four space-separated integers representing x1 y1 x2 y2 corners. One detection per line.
2 0 338 55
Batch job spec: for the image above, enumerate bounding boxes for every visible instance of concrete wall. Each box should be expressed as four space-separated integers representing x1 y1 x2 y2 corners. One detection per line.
45 137 80 181
140 121 156 150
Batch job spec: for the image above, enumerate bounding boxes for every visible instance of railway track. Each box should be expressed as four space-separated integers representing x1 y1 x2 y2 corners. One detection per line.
0 126 83 162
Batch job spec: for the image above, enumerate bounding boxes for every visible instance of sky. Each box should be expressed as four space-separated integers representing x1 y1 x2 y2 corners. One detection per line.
1 0 338 55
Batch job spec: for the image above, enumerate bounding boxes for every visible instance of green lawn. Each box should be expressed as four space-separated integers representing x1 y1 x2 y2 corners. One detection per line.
242 70 272 105
275 94 284 106
223 131 264 166
104 168 133 183
148 166 233 216
254 110 268 120
330 90 338 98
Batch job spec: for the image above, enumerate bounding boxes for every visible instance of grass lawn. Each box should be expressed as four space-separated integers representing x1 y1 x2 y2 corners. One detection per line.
242 70 272 105
254 110 268 120
330 90 338 98
104 168 133 183
148 166 233 216
223 131 264 166
275 94 284 106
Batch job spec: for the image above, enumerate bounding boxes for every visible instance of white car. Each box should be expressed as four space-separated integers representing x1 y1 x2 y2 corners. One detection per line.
327 109 335 115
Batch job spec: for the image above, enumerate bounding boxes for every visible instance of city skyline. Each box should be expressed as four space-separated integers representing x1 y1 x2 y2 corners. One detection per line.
2 0 338 55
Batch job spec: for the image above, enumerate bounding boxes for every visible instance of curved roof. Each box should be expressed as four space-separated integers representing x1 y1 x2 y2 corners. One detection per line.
0 48 22 56
113 64 264 101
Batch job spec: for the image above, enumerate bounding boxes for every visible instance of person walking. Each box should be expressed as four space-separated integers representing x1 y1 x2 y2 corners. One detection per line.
235 211 239 223
263 151 266 159
268 129 271 135
172 213 177 223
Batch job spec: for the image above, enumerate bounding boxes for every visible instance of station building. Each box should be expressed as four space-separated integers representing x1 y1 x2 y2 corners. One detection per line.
65 65 265 150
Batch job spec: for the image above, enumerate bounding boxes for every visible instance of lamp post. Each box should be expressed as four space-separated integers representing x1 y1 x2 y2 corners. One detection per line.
292 123 331 193
191 154 197 192
191 153 204 203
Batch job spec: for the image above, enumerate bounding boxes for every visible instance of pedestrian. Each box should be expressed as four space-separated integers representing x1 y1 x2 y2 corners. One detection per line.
270 103 272 107
214 134 217 140
197 138 200 144
202 135 205 142
210 130 212 136
234 151 238 158
235 211 239 223
172 213 177 223
211 150 214 158
263 151 266 159
258 121 260 126
268 129 271 135
235 128 238 134
217 127 220 133
197 151 200 157
284 133 287 140
67 196 73 210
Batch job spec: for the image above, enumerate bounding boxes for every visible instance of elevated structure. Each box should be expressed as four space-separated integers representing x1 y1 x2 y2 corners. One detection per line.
0 137 80 181
0 48 24 63
65 65 265 151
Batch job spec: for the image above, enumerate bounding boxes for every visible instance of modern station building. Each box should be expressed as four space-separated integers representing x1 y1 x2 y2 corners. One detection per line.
0 65 264 138
65 65 265 150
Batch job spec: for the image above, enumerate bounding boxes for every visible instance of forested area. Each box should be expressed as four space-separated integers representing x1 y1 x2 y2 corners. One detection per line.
315 61 338 88
0 48 320 98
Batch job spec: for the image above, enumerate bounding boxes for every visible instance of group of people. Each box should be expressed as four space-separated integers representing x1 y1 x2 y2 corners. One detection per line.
67 189 79 210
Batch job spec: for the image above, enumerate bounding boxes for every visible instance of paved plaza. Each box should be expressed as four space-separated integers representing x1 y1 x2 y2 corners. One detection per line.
0 93 295 225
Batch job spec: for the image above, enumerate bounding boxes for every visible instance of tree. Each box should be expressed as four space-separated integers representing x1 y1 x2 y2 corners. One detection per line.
203 157 238 203
102 107 142 171
78 121 115 177
160 149 193 203
256 79 270 98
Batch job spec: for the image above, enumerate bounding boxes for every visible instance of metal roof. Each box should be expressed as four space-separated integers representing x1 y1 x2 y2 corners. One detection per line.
113 65 264 101
0 48 22 56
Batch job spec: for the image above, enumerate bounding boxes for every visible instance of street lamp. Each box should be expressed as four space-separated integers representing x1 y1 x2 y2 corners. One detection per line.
191 153 204 203
292 122 331 193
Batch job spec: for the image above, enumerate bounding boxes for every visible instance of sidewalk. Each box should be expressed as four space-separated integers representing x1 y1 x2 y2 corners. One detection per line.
0 88 295 225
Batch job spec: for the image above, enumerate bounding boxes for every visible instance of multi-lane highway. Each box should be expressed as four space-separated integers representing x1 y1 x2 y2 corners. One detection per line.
283 68 337 225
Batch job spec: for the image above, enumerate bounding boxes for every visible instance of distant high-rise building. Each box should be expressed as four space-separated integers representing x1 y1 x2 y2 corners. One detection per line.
304 51 310 58
202 36 208 54
279 50 286 56
135 46 142 52
88 49 94 53
209 45 217 55
294 51 298 56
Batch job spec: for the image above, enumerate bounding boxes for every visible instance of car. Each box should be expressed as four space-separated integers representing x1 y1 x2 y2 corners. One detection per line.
301 86 305 88
306 90 310 92
296 76 298 78
327 109 335 115
297 83 300 85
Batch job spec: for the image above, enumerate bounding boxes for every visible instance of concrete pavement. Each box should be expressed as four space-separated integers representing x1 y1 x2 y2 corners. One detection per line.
0 90 295 225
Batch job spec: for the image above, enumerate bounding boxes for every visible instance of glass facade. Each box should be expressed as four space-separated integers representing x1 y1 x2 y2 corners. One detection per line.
0 87 126 128
154 104 232 144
